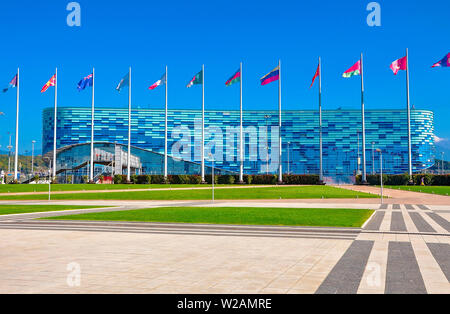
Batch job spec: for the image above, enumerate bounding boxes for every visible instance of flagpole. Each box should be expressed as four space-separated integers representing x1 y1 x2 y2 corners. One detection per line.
278 59 283 184
201 64 205 183
89 68 95 182
406 48 413 182
318 58 323 184
239 62 244 184
14 68 19 182
360 53 367 184
164 65 168 181
53 67 58 180
127 67 132 183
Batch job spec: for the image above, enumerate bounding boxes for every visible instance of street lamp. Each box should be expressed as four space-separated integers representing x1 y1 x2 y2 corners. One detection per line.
376 148 383 204
208 153 214 203
31 140 36 175
372 142 375 175
264 115 271 175
287 141 291 175
442 152 445 175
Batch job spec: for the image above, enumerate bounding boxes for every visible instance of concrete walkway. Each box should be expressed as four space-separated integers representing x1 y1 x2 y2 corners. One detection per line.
0 196 449 294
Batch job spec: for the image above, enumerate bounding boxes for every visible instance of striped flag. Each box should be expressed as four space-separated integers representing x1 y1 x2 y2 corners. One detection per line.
116 73 130 92
149 73 166 90
225 68 241 86
187 70 203 88
41 74 56 93
342 60 361 78
260 67 280 85
432 53 450 68
2 74 18 93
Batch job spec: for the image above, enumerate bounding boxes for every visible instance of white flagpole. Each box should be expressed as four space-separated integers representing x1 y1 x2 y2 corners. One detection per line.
239 62 244 183
127 67 132 183
278 60 283 183
406 48 413 181
319 57 323 184
361 53 367 184
89 68 95 182
201 64 205 183
164 65 168 181
14 68 19 181
53 67 58 179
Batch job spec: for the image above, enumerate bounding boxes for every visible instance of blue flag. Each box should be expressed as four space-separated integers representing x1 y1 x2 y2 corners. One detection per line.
77 74 93 91
116 73 130 92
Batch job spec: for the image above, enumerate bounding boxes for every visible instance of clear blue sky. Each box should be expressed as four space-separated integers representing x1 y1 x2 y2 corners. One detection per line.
0 0 449 157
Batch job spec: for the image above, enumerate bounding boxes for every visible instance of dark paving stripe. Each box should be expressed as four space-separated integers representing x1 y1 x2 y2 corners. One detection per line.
390 212 407 232
409 212 436 233
393 204 401 210
364 211 385 231
417 205 431 211
315 240 374 294
426 213 450 232
426 243 450 282
405 204 415 210
386 242 427 294
379 204 388 210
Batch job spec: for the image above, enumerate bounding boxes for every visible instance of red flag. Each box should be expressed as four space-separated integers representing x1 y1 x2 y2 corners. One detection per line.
41 74 56 93
390 56 407 75
310 64 320 88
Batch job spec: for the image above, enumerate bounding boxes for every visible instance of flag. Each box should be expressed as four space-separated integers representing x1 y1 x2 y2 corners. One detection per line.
2 74 18 93
310 64 320 88
260 66 280 86
41 74 56 93
342 60 361 78
431 53 450 68
116 73 130 92
390 56 407 75
148 73 166 90
225 68 241 86
186 70 203 88
77 74 93 91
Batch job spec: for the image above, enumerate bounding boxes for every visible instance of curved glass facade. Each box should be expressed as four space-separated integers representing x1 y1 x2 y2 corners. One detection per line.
43 107 435 180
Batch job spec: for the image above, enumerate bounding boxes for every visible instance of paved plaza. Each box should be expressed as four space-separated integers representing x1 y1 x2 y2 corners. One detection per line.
0 187 449 294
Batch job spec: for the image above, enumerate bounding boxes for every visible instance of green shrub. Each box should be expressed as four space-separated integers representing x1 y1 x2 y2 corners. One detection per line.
151 175 166 184
205 174 218 184
252 175 278 184
218 175 235 184
283 175 320 185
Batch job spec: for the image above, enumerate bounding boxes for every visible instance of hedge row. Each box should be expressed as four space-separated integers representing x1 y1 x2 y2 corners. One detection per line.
356 174 450 186
113 174 321 185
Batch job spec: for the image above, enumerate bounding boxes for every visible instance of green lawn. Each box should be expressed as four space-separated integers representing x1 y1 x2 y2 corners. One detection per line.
385 185 450 196
0 184 222 193
44 207 374 228
0 205 104 216
0 186 377 200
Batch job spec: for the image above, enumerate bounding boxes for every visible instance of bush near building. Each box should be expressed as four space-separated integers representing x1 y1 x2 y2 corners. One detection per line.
356 174 450 186
110 174 321 185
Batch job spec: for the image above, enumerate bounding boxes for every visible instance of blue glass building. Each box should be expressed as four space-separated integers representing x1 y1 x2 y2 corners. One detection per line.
42 107 435 181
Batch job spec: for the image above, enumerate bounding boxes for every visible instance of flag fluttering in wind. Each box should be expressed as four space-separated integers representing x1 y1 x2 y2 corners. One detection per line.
342 60 361 78
41 74 56 93
186 70 203 88
431 53 450 68
2 74 18 93
225 68 241 86
390 56 407 75
116 73 130 92
310 64 320 88
77 74 93 91
260 66 280 85
149 73 167 90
